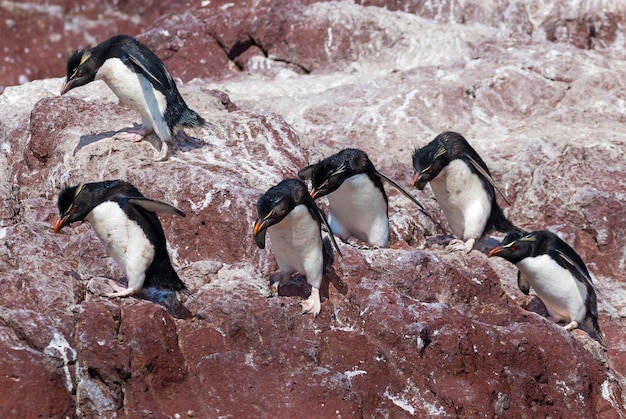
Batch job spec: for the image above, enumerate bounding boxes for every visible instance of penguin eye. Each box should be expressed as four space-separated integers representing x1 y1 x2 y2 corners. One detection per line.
76 71 82 77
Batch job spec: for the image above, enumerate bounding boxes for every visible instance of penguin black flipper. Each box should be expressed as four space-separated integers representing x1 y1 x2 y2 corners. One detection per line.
374 171 429 216
517 271 530 295
127 53 169 89
552 247 594 288
465 154 511 205
460 151 518 234
311 205 343 258
128 197 186 217
322 236 335 272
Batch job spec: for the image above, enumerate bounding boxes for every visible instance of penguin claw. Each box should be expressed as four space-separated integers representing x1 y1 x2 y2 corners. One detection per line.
563 320 579 331
116 132 143 143
153 141 169 161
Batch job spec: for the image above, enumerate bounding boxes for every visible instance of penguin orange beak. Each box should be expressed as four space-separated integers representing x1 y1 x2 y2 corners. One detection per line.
60 78 73 95
412 173 420 187
253 219 268 236
253 218 270 249
488 246 503 258
309 188 321 200
53 215 70 233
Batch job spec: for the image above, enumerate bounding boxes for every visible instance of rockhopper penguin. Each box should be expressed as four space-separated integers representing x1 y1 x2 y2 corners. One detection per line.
253 179 341 317
298 148 428 247
61 34 206 161
489 230 605 346
412 131 517 252
53 180 187 297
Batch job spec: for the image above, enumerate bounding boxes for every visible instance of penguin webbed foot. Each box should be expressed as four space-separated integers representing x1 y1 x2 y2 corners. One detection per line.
563 320 579 331
104 279 140 298
126 126 152 142
301 287 321 317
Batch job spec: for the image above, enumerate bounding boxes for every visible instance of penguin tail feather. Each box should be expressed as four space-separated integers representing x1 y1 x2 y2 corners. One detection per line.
145 259 188 293
489 204 522 234
179 108 207 128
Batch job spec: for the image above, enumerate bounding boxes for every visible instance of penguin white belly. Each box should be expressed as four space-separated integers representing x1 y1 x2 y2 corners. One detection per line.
327 174 389 247
86 201 155 290
267 205 324 289
517 255 588 323
429 160 491 240
95 58 171 141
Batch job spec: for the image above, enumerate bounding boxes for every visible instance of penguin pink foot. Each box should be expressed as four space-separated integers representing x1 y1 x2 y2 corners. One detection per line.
301 287 321 317
126 126 153 142
105 279 139 297
153 140 169 162
563 320 579 331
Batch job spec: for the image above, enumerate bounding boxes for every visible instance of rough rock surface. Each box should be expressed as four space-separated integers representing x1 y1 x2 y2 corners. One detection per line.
1 0 625 417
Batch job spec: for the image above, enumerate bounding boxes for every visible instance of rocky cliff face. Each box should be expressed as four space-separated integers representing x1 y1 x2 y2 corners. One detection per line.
1 0 625 417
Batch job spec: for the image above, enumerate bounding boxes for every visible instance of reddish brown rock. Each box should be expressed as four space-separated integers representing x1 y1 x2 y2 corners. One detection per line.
0 0 625 417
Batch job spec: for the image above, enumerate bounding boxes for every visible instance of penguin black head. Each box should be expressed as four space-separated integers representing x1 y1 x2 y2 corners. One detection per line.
298 148 377 199
488 230 533 262
61 48 103 95
61 35 163 96
253 179 313 249
489 230 590 275
412 131 472 190
54 183 101 232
